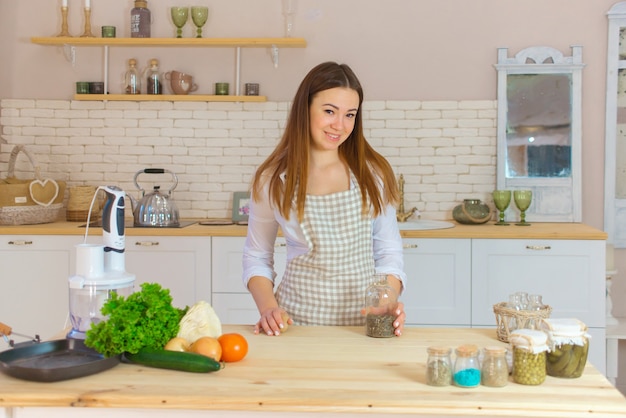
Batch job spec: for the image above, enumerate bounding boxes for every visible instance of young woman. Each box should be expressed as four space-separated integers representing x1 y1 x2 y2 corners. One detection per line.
242 62 407 336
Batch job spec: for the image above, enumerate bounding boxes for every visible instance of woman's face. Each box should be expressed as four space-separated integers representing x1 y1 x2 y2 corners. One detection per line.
309 87 359 152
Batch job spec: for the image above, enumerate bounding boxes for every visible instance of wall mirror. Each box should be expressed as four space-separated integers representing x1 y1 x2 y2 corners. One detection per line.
495 46 584 222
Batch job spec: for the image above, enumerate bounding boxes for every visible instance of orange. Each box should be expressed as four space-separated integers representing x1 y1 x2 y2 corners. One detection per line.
218 333 249 362
189 336 222 361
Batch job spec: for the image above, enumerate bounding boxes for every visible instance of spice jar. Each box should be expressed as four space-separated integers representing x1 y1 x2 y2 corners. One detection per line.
481 346 509 387
453 344 481 387
509 329 548 385
145 59 162 94
540 318 590 378
426 346 452 387
364 273 398 338
124 58 141 94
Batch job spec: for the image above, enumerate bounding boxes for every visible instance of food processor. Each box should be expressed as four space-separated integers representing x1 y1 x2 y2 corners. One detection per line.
67 186 136 339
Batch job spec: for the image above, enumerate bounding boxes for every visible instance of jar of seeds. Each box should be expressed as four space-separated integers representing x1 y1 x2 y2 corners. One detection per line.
364 273 398 338
426 346 452 386
510 329 548 385
481 346 509 387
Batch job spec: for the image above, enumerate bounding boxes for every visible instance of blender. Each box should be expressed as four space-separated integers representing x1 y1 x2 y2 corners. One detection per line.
67 186 136 339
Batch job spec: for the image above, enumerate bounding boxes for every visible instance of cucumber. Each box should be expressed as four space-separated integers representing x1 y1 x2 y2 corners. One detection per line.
125 348 223 373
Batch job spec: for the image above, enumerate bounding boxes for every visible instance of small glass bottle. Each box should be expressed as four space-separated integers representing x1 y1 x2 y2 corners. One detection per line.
124 58 141 94
510 329 548 385
426 346 452 386
364 273 397 338
481 346 509 387
145 59 162 95
540 318 590 378
527 294 546 329
130 0 151 38
507 293 522 331
453 344 481 388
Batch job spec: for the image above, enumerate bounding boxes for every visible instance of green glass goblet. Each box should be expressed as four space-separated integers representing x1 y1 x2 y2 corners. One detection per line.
191 6 209 38
513 190 532 226
171 7 189 38
492 190 511 226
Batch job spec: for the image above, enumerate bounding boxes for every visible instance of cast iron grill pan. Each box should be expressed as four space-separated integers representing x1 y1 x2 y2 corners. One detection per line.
0 338 119 382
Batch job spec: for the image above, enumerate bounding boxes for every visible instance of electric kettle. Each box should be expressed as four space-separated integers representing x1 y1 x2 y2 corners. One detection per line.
127 168 180 227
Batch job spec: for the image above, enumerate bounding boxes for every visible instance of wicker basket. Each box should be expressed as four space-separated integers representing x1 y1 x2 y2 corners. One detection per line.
493 302 552 343
0 145 65 225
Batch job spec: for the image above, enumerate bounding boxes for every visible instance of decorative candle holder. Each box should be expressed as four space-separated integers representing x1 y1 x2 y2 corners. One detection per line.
80 7 95 38
57 6 71 37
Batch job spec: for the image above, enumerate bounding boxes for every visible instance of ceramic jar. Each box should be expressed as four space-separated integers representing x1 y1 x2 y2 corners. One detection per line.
452 199 492 224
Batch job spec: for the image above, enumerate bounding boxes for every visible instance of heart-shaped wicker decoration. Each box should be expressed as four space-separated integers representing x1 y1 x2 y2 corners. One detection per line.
29 178 59 207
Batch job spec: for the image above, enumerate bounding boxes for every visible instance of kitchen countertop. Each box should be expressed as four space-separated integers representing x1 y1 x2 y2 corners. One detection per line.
1 325 624 417
0 220 608 240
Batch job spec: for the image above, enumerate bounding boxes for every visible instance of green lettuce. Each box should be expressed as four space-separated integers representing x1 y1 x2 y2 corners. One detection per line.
84 282 187 358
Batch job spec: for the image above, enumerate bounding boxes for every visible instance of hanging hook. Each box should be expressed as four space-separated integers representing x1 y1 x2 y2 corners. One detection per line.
62 44 76 66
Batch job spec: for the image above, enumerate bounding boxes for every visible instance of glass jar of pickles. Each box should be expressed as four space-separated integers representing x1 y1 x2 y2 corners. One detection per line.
481 346 509 387
509 329 548 385
540 318 590 378
426 346 452 386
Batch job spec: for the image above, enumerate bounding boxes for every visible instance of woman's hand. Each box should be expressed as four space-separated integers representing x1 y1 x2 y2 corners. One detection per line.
254 307 292 336
361 301 406 337
392 301 406 336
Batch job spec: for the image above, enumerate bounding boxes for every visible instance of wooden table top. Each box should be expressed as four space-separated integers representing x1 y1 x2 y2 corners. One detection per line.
0 326 624 417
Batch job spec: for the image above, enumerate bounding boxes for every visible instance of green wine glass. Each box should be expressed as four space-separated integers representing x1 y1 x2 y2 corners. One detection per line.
171 7 189 38
191 6 209 38
513 190 532 226
492 190 511 226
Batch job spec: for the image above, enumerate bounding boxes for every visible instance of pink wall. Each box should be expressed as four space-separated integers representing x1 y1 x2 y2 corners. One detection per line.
0 0 623 304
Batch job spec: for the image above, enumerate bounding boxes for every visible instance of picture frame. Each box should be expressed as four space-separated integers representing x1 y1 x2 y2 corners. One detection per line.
231 191 251 222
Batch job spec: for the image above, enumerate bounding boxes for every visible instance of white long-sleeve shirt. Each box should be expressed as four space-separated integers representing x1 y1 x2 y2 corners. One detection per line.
242 177 407 290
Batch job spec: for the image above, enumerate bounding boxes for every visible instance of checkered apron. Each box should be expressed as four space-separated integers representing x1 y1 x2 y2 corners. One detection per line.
275 179 375 326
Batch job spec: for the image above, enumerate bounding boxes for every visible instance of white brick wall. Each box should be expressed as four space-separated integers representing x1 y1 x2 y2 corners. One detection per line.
0 99 497 220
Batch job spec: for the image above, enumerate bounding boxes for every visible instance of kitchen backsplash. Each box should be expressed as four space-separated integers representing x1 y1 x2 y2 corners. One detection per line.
0 99 496 220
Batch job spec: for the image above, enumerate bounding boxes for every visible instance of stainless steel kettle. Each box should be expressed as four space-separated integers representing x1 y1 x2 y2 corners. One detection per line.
127 168 180 227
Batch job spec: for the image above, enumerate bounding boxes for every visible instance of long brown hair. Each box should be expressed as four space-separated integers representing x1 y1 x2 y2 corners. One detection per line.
251 62 399 222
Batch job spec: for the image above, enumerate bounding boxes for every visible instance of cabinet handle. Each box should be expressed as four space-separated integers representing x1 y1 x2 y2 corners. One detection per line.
135 241 160 247
403 244 419 249
275 243 286 247
8 240 33 246
525 245 551 251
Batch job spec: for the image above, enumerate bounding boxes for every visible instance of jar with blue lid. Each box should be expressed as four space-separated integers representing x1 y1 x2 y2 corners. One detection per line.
453 344 481 387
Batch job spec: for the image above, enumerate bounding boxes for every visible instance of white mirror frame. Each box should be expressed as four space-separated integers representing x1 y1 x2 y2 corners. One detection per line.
495 46 584 222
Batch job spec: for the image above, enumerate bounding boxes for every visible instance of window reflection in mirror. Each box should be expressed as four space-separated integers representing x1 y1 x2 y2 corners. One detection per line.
505 74 572 178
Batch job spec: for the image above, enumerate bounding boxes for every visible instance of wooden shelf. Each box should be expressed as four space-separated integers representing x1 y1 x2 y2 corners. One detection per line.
31 37 306 48
73 94 267 102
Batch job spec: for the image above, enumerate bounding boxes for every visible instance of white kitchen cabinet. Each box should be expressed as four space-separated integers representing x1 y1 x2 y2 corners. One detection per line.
125 236 211 309
211 236 286 325
402 238 471 326
471 238 606 373
0 235 79 341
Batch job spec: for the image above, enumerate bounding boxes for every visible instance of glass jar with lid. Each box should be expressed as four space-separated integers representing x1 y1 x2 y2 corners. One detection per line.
539 318 590 378
426 346 452 386
364 273 397 338
481 346 509 387
453 344 481 387
509 329 548 385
